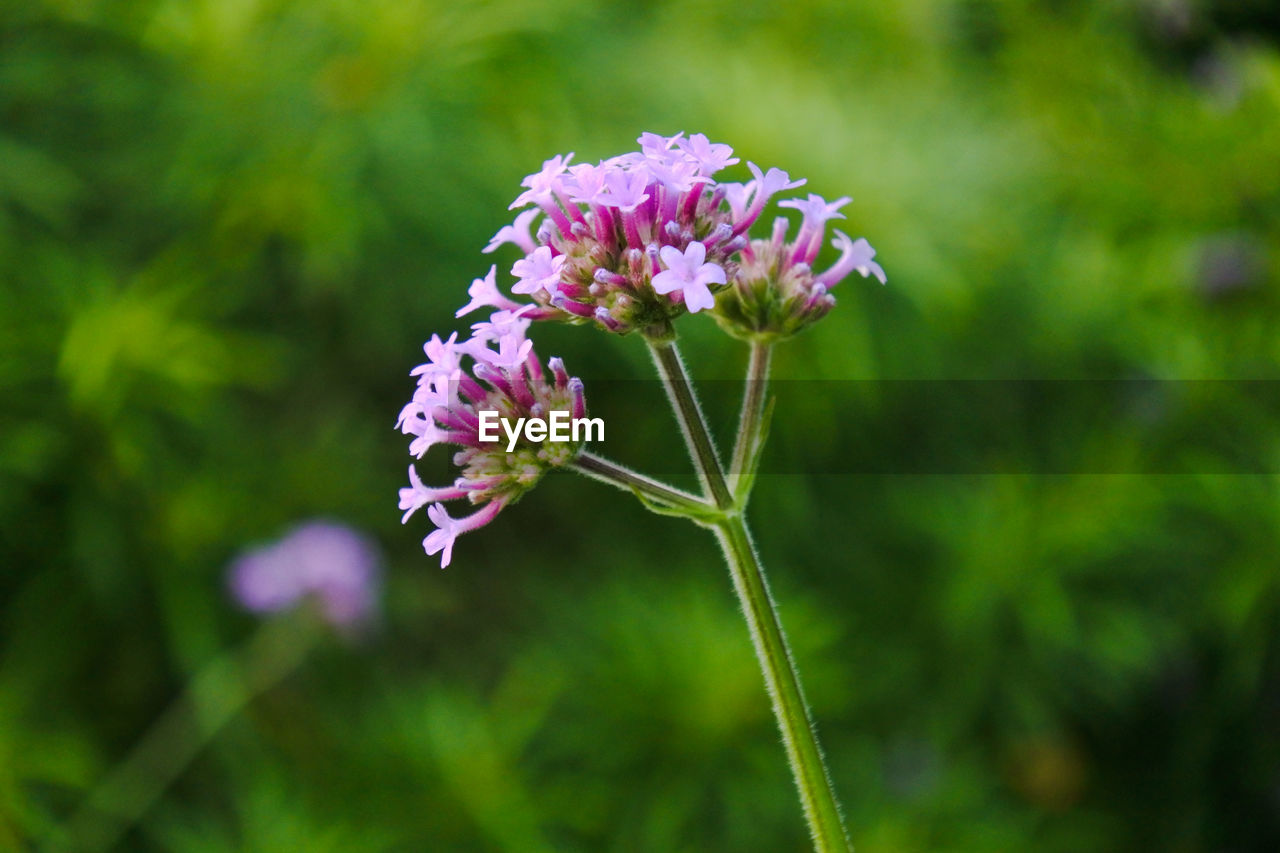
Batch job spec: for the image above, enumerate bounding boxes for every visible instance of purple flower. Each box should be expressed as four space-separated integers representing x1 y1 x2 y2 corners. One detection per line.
410 332 462 378
754 164 808 199
483 209 540 255
511 246 566 296
467 307 536 368
597 169 651 212
779 193 850 227
730 163 807 233
228 521 381 629
564 162 612 206
643 155 700 194
398 400 450 458
652 242 727 313
677 133 739 175
456 266 521 318
399 465 467 523
423 501 505 568
638 131 684 162
510 153 574 210
399 315 589 568
779 193 851 264
819 230 886 287
483 133 870 337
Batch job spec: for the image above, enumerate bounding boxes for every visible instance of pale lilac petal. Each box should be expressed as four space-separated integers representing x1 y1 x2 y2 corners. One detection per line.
510 153 574 209
511 246 566 295
457 266 521 317
676 133 738 175
483 209 540 254
423 501 504 569
651 242 725 309
683 280 717 312
778 193 850 227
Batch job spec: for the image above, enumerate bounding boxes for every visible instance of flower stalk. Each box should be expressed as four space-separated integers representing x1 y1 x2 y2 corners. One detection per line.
571 450 713 517
714 513 852 853
58 613 321 853
648 338 852 852
730 340 773 502
646 339 735 510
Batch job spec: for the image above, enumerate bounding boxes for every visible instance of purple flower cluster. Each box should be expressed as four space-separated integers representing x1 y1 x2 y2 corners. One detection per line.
228 521 381 629
399 132 885 567
478 132 883 341
716 194 886 341
397 291 587 567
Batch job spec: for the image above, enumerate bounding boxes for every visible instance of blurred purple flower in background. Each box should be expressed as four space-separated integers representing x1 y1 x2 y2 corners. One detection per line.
227 521 382 629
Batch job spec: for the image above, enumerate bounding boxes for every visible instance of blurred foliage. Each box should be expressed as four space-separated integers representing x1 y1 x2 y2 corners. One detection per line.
2 0 1280 850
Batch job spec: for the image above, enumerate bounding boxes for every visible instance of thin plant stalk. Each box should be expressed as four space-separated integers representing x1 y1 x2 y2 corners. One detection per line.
644 336 852 852
647 340 735 510
571 450 713 516
714 514 851 852
729 340 772 500
56 613 319 853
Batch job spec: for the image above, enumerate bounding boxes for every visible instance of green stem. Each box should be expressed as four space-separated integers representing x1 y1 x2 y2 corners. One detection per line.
714 515 852 852
645 335 850 851
571 451 714 515
646 339 734 511
729 341 772 500
56 613 320 852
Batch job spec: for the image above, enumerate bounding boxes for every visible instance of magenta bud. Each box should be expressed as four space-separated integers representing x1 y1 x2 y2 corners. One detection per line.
569 377 586 420
551 293 597 318
594 306 623 331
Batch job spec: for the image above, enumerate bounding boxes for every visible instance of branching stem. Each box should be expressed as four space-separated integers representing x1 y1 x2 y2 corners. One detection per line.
638 334 851 852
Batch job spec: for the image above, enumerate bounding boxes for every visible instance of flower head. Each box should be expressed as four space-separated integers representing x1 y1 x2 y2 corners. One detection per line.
480 133 756 338
398 315 589 567
713 206 885 341
228 521 381 630
471 133 881 341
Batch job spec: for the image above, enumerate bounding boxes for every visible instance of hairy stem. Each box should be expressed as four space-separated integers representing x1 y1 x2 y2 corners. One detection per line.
646 339 734 510
646 334 850 851
729 341 772 499
714 515 852 852
572 451 714 515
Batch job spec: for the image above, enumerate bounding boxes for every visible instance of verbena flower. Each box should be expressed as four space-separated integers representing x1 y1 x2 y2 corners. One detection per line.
651 242 726 313
480 132 808 339
228 521 381 629
481 132 882 342
713 193 886 342
402 132 882 562
397 306 588 567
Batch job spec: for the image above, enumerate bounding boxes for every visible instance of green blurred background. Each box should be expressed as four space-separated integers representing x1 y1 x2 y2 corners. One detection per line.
3 0 1280 849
